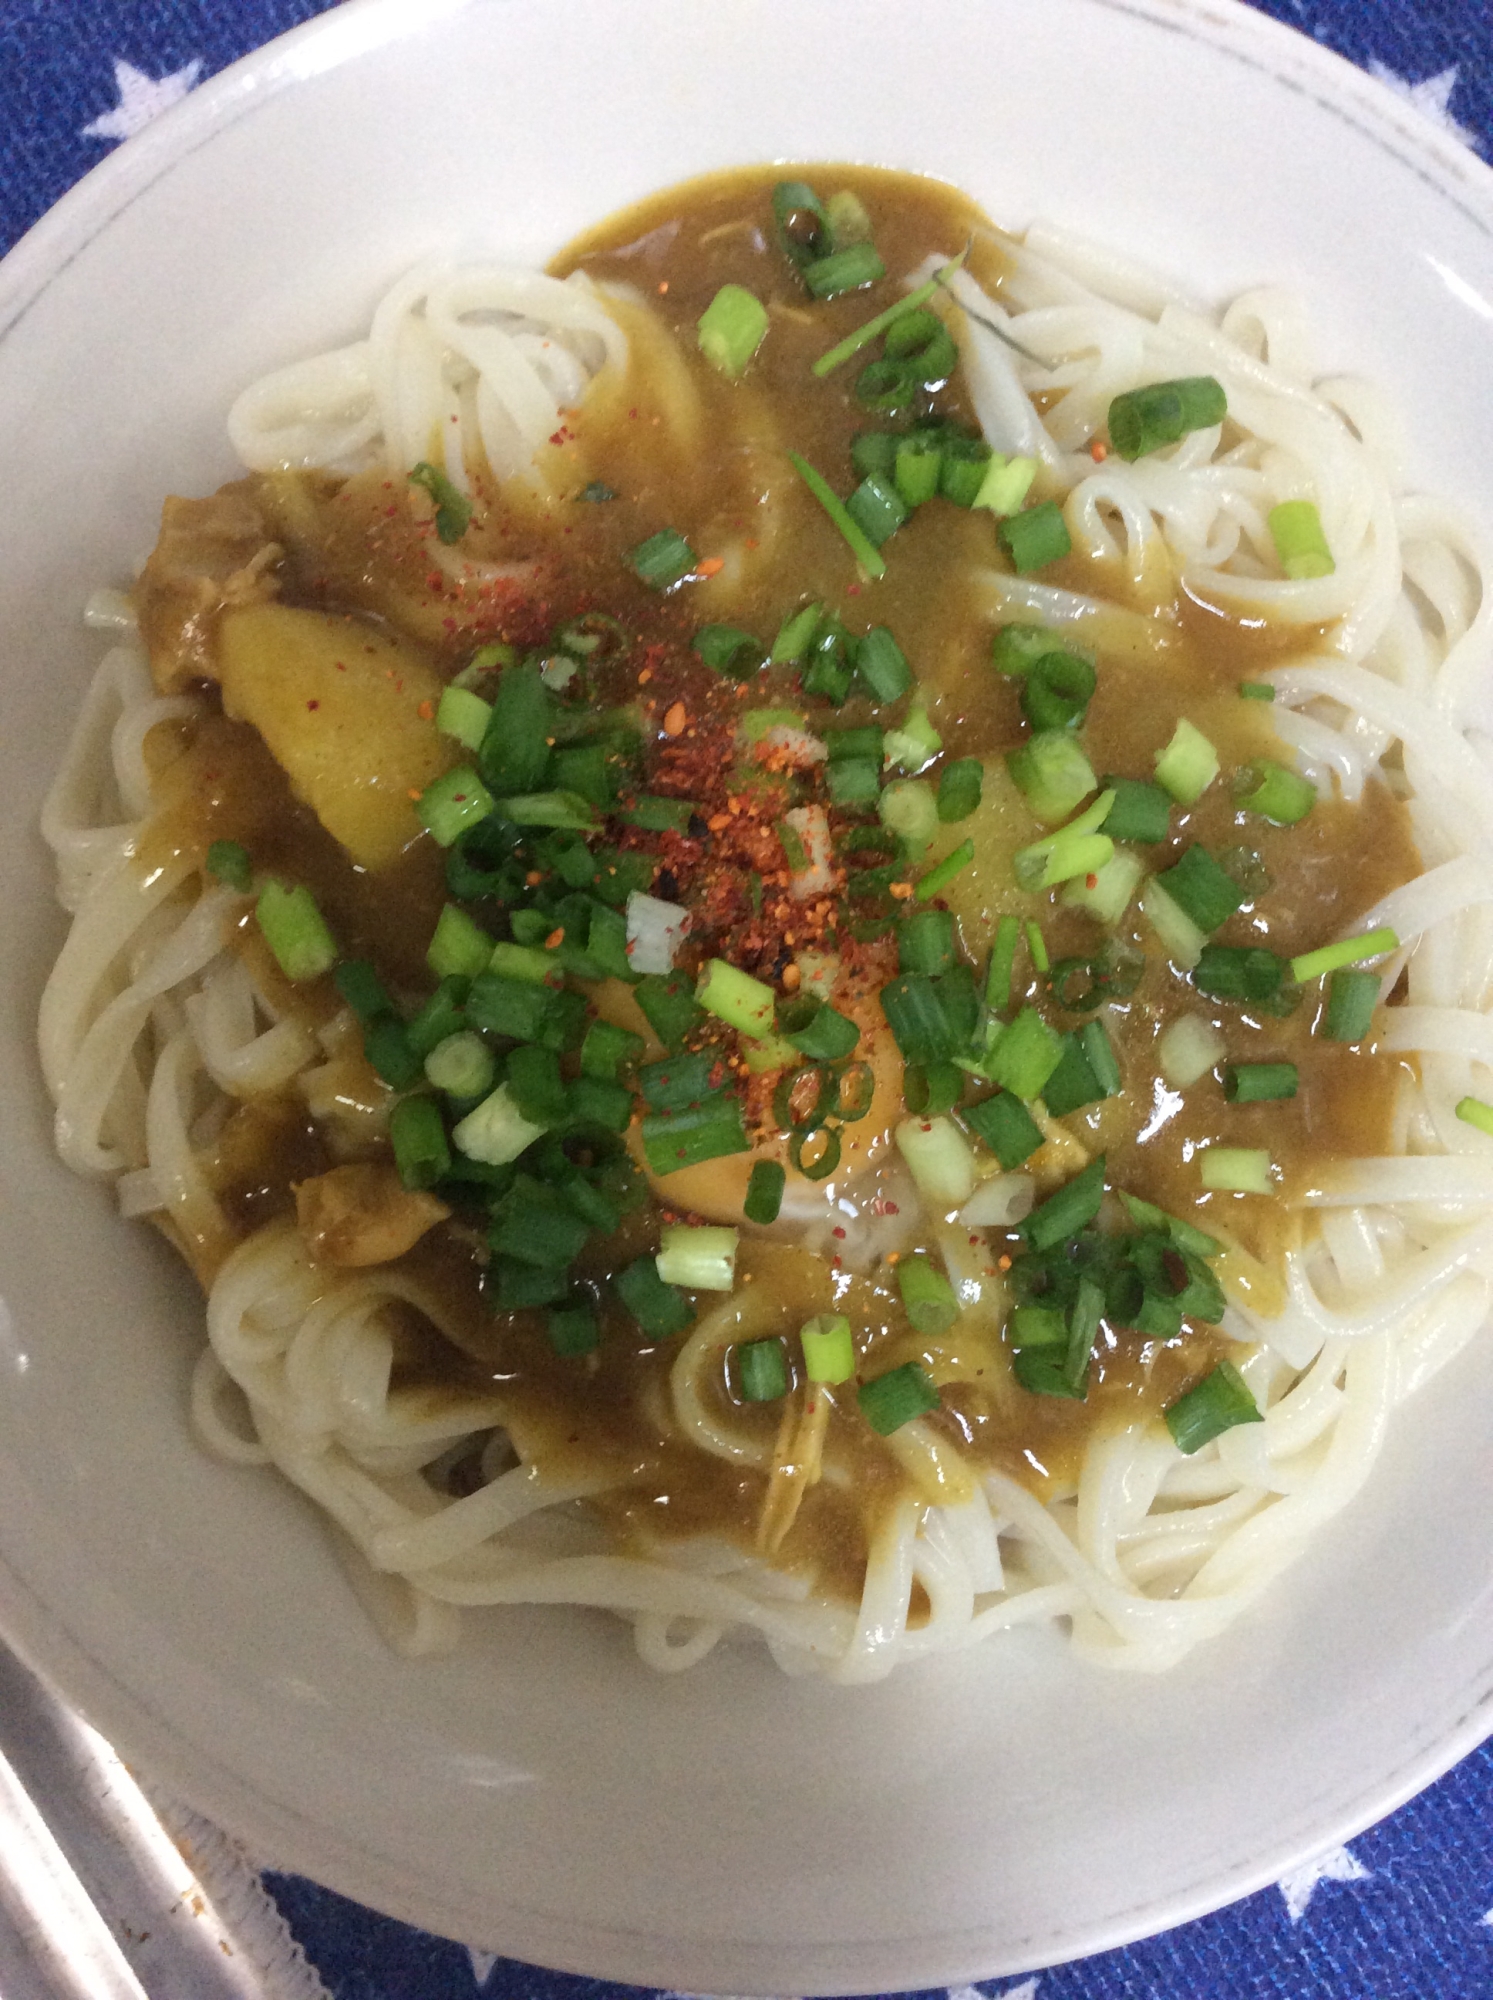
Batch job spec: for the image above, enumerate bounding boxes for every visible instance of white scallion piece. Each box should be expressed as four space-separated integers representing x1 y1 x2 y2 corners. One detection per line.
895 1115 977 1210
656 1223 739 1292
958 1173 1036 1228
1157 1015 1227 1088
783 804 833 902
625 891 690 975
452 1083 549 1165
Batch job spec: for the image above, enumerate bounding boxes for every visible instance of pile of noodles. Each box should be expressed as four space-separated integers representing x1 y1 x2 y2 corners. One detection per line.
39 227 1493 1680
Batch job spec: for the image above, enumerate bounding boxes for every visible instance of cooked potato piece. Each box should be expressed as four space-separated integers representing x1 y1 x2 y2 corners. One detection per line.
217 603 454 870
295 1162 450 1267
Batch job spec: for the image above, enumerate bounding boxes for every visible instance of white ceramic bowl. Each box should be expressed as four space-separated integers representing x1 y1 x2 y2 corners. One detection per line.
3 0 1493 1986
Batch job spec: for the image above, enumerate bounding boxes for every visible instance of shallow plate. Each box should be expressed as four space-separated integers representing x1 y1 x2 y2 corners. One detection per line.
2 0 1493 1987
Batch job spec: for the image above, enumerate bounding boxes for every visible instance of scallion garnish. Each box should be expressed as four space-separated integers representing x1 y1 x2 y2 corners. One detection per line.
800 1313 855 1384
1320 967 1380 1044
1191 943 1293 1008
452 1082 549 1166
1021 650 1096 732
696 958 776 1039
897 1253 958 1334
417 767 497 848
1153 845 1247 932
333 958 393 1025
206 838 253 892
1022 1155 1106 1253
736 1337 789 1401
973 454 1038 517
1012 790 1116 892
435 684 493 753
780 996 859 1061
1005 731 1098 826
744 1159 787 1225
812 249 968 377
897 907 956 977
962 1090 1043 1170
426 903 497 981
615 1256 694 1339
657 1223 739 1293
1239 759 1316 826
256 880 337 983
854 626 913 702
771 601 824 665
697 283 769 377
1268 499 1335 580
1025 922 1050 976
858 1361 941 1436
388 1095 452 1191
408 460 472 543
1223 1061 1298 1103
1153 719 1219 804
804 241 887 299
1238 680 1276 701
424 1030 496 1101
1107 377 1227 461
1164 1361 1263 1454
1098 777 1171 844
788 452 886 578
915 838 976 903
999 500 1072 573
1199 1147 1274 1193
936 759 983 824
1456 1097 1493 1138
627 527 697 590
989 1005 1064 1100
1289 926 1399 984
845 472 909 550
694 624 765 678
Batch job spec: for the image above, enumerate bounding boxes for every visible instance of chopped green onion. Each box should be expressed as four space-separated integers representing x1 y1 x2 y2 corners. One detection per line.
334 958 393 1025
615 1256 694 1339
989 1005 1064 1101
1238 680 1276 701
1240 759 1317 826
657 1223 739 1293
424 1030 496 1101
879 778 939 858
566 1074 632 1133
206 839 252 892
880 975 956 1062
780 997 860 1061
1022 1155 1107 1252
1025 922 1050 976
987 915 1020 1016
1154 719 1219 804
452 1082 549 1165
999 501 1071 573
858 1361 941 1435
791 1124 842 1179
1006 731 1097 825
1099 777 1171 844
772 179 831 269
696 958 776 1039
427 903 496 981
547 1306 600 1358
1164 1360 1263 1454
1157 1013 1226 1088
962 1091 1043 1170
1268 499 1335 580
1142 878 1208 972
744 1159 787 1224
620 796 698 834
693 624 765 678
477 661 551 795
1041 1021 1119 1117
883 306 957 380
405 979 468 1061
1153 845 1246 933
736 1338 789 1401
882 704 942 774
634 972 704 1046
506 1044 569 1126
771 602 823 665
580 1019 644 1082
894 434 943 508
1192 944 1292 1006
825 189 873 244
897 1254 958 1334
465 972 557 1043
1013 790 1116 892
1455 1096 1493 1138
973 454 1038 517
1107 377 1227 461
1200 1147 1273 1194
894 1111 976 1206
856 626 913 701
803 242 886 299
491 1259 569 1310
897 907 956 977
697 283 769 377
487 942 559 988
642 1097 751 1176
640 1051 719 1112
827 756 881 807
1320 967 1380 1044
628 528 697 590
389 1095 451 1190
789 452 886 578
1289 926 1399 983
1223 1062 1298 1103
812 250 967 377
845 473 910 549
939 434 994 507
408 461 472 543
902 1060 963 1116
256 881 337 983
800 1313 854 1383
991 624 1064 676
916 838 976 901
417 766 497 847
936 759 983 824
491 791 597 831
1060 849 1146 925
435 684 493 753
741 706 808 743
1021 651 1096 732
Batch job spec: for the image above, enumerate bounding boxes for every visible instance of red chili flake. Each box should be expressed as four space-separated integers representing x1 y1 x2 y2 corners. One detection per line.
306 699 320 711
1086 872 1099 889
417 698 435 721
695 556 725 578
1090 439 1109 462
544 927 565 950
832 1226 846 1240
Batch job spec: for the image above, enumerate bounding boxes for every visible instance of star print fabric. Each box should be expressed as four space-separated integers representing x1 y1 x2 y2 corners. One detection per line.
3 2 1493 1998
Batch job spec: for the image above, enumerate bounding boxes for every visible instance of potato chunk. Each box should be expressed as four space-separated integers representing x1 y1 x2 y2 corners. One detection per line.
217 603 453 870
295 1163 450 1268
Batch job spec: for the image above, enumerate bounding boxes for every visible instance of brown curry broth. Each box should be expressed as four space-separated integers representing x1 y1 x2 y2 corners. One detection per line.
136 162 1419 1588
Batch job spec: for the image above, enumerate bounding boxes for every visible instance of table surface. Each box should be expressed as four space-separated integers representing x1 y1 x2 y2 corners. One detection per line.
4 2 1493 1996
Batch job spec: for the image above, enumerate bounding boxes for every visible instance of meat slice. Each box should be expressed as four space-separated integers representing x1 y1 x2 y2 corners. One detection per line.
135 484 282 692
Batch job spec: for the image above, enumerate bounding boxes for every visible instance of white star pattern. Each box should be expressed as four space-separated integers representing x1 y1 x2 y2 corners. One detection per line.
1277 1842 1371 1922
1366 61 1480 150
466 1948 500 1985
950 1982 1040 2000
81 57 204 143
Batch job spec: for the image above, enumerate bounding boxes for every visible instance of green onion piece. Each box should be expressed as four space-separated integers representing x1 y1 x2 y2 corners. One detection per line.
566 1074 632 1133
1238 680 1276 702
916 839 976 902
416 767 497 848
1060 849 1146 926
1268 499 1335 580
1199 1147 1273 1193
1041 1025 1111 1117
477 660 552 795
989 1005 1064 1100
879 778 939 859
1240 759 1317 826
632 973 701 1047
827 756 882 807
962 1091 1043 1169
506 1043 569 1126
903 1060 963 1116
1192 943 1292 1006
879 975 956 1062
744 1159 787 1224
1025 922 1050 976
780 997 860 1061
999 501 1071 574
1289 926 1399 984
790 1124 842 1180
803 241 886 299
858 1361 941 1436
426 903 496 981
657 1223 739 1293
697 283 769 377
883 704 943 774
1117 1191 1223 1259
256 881 336 983
736 1337 789 1402
825 188 873 244
1023 1155 1107 1252
936 759 983 824
973 454 1038 517
615 1256 694 1339
696 958 776 1039
628 528 697 590
772 179 831 268
897 1254 958 1335
1154 719 1219 804
812 250 967 377
1021 651 1096 732
845 473 909 550
894 434 944 508
883 306 957 380
464 971 557 1043
800 1313 854 1383
897 907 956 977
640 1051 719 1112
620 796 698 833
1013 790 1116 892
1153 846 1246 933
1455 1096 1493 1138
1006 731 1098 825
452 1082 549 1165
491 791 597 831
1099 777 1171 844
388 1095 451 1190
741 1033 797 1074
694 624 765 678
546 1307 600 1358
1223 1061 1298 1103
987 916 1021 1016
333 958 393 1025
405 979 468 1061
938 434 993 506
788 453 886 578
826 724 884 764
206 838 252 892
408 461 472 543
990 624 1062 676
580 1019 644 1082
1321 967 1380 1044
741 706 809 743
642 1098 751 1176
435 685 493 753
1107 377 1227 461
491 1259 569 1309
851 431 900 480
856 626 914 701
486 942 558 988
1143 879 1208 972
424 1030 496 1101
1165 1360 1263 1454
770 602 823 665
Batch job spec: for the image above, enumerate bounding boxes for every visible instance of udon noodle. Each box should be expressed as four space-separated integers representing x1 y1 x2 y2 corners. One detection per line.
39 167 1493 1680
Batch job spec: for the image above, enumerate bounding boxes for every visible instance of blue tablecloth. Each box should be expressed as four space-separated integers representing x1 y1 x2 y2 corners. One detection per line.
4 3 1493 1995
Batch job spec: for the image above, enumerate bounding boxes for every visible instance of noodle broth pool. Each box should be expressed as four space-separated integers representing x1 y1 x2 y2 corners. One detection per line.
46 161 1452 1679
